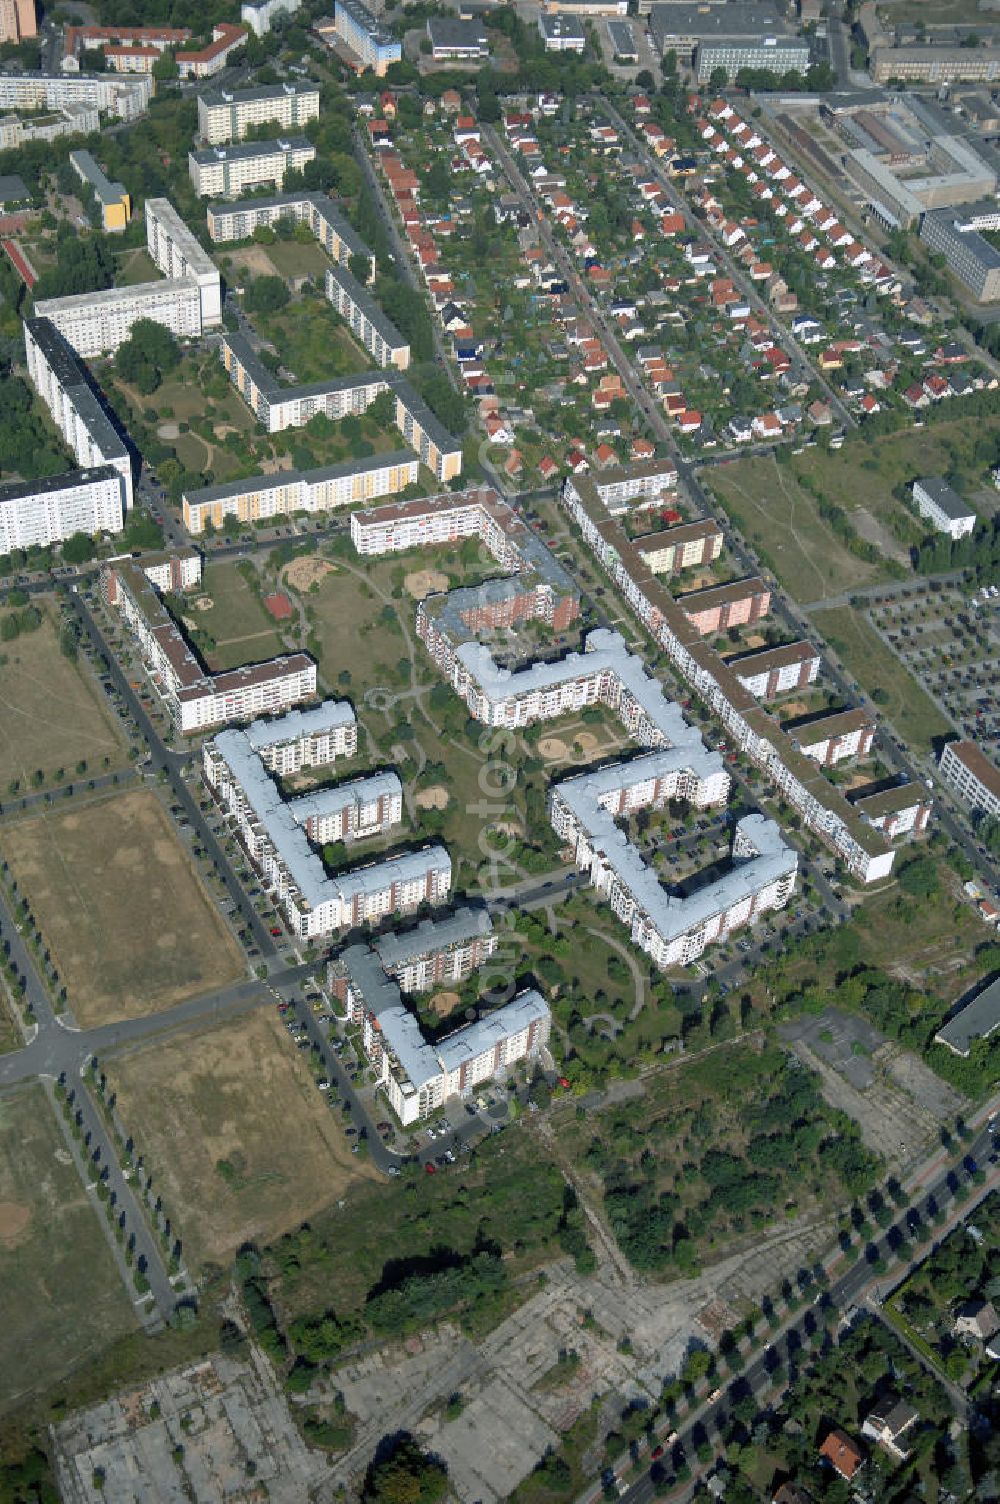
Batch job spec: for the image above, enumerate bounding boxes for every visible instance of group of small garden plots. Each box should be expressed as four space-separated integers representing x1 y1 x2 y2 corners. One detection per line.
0 1082 139 1414
809 605 952 753
105 1008 378 1277
2 789 245 1029
185 558 290 673
552 1037 879 1277
869 584 999 744
0 603 127 793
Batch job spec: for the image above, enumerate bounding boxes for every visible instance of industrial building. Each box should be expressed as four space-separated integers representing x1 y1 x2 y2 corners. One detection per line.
426 17 489 58
189 137 316 198
538 13 587 50
197 81 319 145
182 450 419 534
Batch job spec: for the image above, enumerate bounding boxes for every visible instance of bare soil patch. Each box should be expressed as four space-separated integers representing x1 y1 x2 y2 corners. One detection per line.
430 990 462 1018
405 568 449 599
539 736 569 762
415 784 449 810
285 556 336 593
0 1200 30 1247
572 731 599 755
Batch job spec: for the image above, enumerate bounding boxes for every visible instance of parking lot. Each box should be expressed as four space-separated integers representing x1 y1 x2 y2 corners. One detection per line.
869 583 1000 744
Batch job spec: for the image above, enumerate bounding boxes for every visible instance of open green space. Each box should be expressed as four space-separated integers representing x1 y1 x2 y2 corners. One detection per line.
810 605 952 751
114 247 159 288
706 456 889 605
261 239 333 282
0 1083 138 1415
552 1040 878 1276
187 559 289 671
257 296 375 385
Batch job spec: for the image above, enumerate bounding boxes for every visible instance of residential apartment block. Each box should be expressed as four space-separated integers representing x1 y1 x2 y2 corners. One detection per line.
104 557 316 733
34 277 206 359
677 576 771 636
939 739 1000 819
188 137 315 198
791 708 876 766
203 714 450 939
116 546 202 596
911 476 977 539
632 519 723 576
325 263 410 369
574 458 679 515
0 101 98 148
730 640 820 700
852 782 932 841
177 24 247 79
921 209 1000 302
145 198 222 331
69 150 130 233
332 0 401 74
24 317 133 507
241 0 303 37
0 465 125 552
332 941 547 1124
0 70 151 120
197 81 319 145
183 450 419 534
0 0 36 46
243 700 357 775
206 191 374 278
562 471 900 882
372 906 497 994
61 23 188 73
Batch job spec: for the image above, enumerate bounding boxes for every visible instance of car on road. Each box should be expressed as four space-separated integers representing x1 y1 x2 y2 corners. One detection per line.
425 1161 436 1174
269 925 282 936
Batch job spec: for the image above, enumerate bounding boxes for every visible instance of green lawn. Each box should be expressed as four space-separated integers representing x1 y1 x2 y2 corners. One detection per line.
811 605 953 752
191 560 289 670
114 247 159 287
263 240 333 281
258 298 374 384
706 456 888 604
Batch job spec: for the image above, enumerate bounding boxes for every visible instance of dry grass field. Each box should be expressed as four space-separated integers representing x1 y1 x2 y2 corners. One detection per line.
108 1010 380 1272
0 609 126 790
0 1084 138 1414
4 791 244 1028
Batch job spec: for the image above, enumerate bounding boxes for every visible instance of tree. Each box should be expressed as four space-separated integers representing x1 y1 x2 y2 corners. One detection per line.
898 855 939 900
115 319 180 394
363 1437 448 1504
349 252 372 285
243 275 290 315
152 50 179 80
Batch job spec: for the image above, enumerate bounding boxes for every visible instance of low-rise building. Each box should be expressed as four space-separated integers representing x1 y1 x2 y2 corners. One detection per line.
861 1398 920 1461
197 81 319 145
936 975 1000 1056
188 137 316 198
69 150 130 232
426 16 489 58
939 739 1000 819
538 13 587 50
911 476 977 539
818 1429 863 1481
176 24 247 78
183 450 419 533
0 465 125 552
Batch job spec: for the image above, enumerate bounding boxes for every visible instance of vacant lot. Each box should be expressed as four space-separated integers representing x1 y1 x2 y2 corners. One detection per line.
811 605 953 752
192 560 289 671
109 1009 378 1272
0 1083 137 1414
707 457 887 604
4 791 244 1027
0 609 126 791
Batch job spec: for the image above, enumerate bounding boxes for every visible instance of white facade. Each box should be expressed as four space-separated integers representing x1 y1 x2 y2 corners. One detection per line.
242 0 303 37
912 477 977 540
0 70 151 120
197 80 318 145
145 198 222 330
188 137 316 198
34 278 205 358
940 739 1000 819
0 467 124 552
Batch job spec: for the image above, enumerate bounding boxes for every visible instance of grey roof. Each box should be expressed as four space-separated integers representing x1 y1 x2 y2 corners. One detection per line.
915 476 977 522
145 197 218 280
375 904 493 971
0 464 122 506
190 136 313 166
608 19 637 52
650 1 786 40
424 528 576 647
427 16 488 48
539 12 586 39
69 149 127 208
208 191 373 262
335 0 396 46
184 449 418 505
24 317 130 467
245 700 355 749
325 262 408 352
222 329 388 405
937 976 1000 1056
200 81 318 108
438 989 547 1071
0 172 29 204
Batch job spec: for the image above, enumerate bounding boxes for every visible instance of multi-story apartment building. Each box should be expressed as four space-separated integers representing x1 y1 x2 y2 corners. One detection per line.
791 708 876 767
197 81 319 145
678 576 771 636
695 38 809 81
241 0 303 37
911 477 977 539
351 488 522 563
205 191 374 278
34 278 206 359
145 198 222 331
176 24 247 79
62 23 188 73
325 264 410 370
939 739 1000 819
0 102 98 148
183 450 418 534
575 459 678 515
188 136 315 198
372 906 496 994
562 471 901 883
921 209 1000 302
333 941 547 1124
24 317 133 507
730 640 820 700
0 70 151 120
220 334 462 481
632 520 723 576
332 0 401 75
0 0 36 46
203 717 451 939
852 783 933 841
870 45 1000 86
244 700 357 775
111 546 202 596
104 558 317 733
0 466 125 552
69 150 130 233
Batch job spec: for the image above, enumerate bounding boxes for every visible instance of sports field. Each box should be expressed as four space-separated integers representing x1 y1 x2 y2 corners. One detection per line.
0 609 126 791
108 1009 379 1272
0 1083 138 1414
3 791 245 1028
191 560 289 671
811 605 952 752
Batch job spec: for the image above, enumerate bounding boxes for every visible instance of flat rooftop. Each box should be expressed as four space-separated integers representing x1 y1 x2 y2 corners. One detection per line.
935 976 1000 1057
